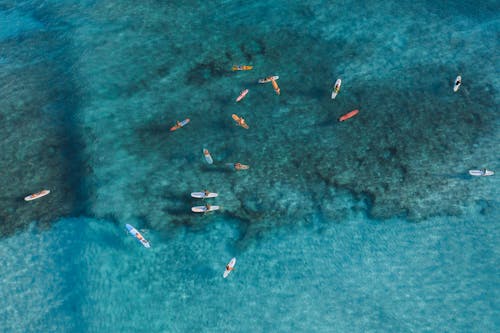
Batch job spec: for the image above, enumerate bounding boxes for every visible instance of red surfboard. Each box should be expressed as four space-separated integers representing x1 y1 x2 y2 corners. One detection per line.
338 110 359 122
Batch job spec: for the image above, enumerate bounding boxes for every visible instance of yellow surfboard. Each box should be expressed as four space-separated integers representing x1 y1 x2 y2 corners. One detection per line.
232 65 253 71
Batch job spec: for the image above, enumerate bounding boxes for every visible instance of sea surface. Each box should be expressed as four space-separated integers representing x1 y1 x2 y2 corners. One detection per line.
0 1 498 332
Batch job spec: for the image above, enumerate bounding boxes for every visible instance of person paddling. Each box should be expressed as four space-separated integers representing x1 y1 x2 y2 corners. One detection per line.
234 163 248 170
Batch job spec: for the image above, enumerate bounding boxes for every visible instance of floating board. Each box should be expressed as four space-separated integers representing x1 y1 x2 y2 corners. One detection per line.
339 109 359 122
24 189 50 201
232 65 253 71
170 118 190 131
125 224 151 248
226 163 250 170
192 205 220 213
236 89 249 102
191 192 218 198
223 257 237 278
203 148 213 164
258 76 279 83
331 78 342 99
271 79 280 95
469 169 494 176
453 75 461 92
232 114 249 129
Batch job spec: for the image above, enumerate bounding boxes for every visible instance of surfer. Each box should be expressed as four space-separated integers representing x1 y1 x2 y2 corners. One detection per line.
225 265 234 271
234 163 245 170
204 190 210 197
205 204 211 210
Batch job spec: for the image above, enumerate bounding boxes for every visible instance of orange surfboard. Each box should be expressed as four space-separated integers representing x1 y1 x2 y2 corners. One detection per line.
271 79 280 95
338 110 359 122
231 114 249 129
232 65 253 71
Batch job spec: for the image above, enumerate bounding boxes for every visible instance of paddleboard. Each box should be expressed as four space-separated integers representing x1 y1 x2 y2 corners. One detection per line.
232 65 253 71
338 109 359 122
454 75 461 92
203 148 213 164
232 114 249 129
24 189 50 201
226 163 250 170
191 192 218 198
170 118 190 131
331 78 342 99
271 79 280 95
236 89 249 102
258 76 279 83
125 224 151 248
192 205 220 213
223 257 236 278
469 169 494 176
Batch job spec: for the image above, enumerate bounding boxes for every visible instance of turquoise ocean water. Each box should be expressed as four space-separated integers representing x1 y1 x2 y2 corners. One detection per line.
0 1 498 332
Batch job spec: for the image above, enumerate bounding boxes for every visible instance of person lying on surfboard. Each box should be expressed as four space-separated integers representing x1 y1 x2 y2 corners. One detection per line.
236 117 247 127
225 265 234 271
205 204 211 210
204 190 210 197
234 163 246 170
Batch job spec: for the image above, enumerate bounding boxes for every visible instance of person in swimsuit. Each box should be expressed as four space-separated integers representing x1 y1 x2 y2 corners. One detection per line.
204 190 210 197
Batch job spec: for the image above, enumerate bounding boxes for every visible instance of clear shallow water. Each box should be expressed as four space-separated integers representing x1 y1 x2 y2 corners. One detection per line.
0 0 498 332
1 210 498 332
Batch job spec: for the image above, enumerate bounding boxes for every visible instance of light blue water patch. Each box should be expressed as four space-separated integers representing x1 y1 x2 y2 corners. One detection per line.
0 220 87 332
0 207 498 332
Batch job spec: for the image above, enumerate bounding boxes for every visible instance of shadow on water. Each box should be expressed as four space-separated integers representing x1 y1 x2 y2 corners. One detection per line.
0 7 92 236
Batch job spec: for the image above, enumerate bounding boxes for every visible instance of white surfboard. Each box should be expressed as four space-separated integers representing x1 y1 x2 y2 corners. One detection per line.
191 192 218 199
469 169 494 176
192 205 220 213
24 189 50 201
331 78 341 99
258 75 279 83
454 75 461 92
203 148 213 164
223 257 236 278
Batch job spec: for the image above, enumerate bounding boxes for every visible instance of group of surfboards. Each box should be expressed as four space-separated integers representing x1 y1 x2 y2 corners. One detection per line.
21 69 493 280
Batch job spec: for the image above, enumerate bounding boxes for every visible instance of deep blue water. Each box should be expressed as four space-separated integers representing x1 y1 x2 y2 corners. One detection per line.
0 1 498 332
